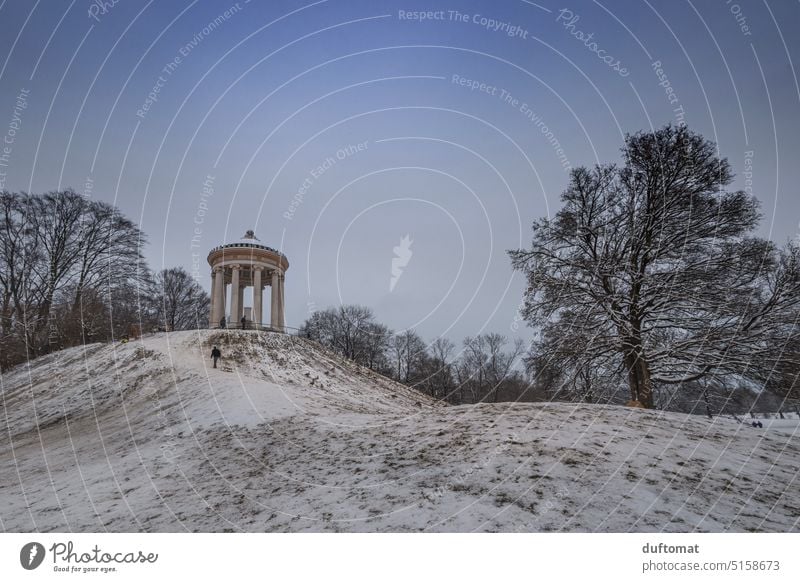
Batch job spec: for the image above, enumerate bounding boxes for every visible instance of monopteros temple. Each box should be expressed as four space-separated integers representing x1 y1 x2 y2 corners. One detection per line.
207 230 288 331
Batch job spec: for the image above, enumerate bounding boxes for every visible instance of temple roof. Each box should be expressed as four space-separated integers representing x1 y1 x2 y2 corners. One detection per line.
208 230 286 257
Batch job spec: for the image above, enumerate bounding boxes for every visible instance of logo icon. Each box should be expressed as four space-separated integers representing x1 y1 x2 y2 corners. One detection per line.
20 542 45 570
390 235 413 292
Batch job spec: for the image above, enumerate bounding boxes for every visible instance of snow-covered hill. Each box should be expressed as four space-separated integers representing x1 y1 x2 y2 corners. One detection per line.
1 330 798 532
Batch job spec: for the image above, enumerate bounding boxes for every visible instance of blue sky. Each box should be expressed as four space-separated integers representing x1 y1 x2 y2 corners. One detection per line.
1 0 798 342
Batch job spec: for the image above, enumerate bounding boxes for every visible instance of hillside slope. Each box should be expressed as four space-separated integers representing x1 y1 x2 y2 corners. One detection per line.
1 330 798 532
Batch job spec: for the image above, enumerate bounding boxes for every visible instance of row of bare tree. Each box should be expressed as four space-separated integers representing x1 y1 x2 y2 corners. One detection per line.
0 190 209 369
299 305 537 404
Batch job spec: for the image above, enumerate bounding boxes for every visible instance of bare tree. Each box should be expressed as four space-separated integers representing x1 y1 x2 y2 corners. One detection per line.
0 192 39 337
388 332 407 381
301 308 340 347
510 125 800 408
455 334 525 403
388 329 427 384
0 190 158 368
30 190 86 338
71 200 146 310
484 334 525 403
457 335 488 403
0 192 42 364
362 321 391 372
335 305 374 362
427 337 456 401
153 267 210 331
300 304 387 369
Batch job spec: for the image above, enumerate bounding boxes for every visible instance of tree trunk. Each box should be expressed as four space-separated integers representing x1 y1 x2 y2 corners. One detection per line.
34 271 59 346
584 372 594 404
72 270 88 312
1 292 11 335
625 351 638 402
625 349 654 408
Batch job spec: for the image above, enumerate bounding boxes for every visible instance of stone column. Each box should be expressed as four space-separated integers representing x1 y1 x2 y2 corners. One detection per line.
253 267 263 328
237 282 245 324
230 264 241 328
214 266 226 327
209 269 218 325
223 281 229 325
270 269 280 330
278 272 285 331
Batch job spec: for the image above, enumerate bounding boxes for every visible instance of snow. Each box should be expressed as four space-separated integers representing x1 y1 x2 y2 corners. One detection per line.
1 330 798 532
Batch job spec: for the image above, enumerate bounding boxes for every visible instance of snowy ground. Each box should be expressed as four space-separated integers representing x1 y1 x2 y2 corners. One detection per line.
1 330 798 532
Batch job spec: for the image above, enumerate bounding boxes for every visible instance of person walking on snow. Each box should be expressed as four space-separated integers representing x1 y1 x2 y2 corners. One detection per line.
211 346 221 368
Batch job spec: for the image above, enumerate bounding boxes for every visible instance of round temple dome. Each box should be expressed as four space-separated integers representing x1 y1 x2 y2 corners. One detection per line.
208 230 288 260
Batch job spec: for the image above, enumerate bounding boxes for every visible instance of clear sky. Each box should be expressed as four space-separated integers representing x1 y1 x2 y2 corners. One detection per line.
1 0 798 343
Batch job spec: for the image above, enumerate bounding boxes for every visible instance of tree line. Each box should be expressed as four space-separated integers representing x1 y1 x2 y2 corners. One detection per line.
299 305 535 404
0 189 209 370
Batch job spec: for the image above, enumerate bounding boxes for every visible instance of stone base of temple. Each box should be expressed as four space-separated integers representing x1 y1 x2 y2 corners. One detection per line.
210 322 285 332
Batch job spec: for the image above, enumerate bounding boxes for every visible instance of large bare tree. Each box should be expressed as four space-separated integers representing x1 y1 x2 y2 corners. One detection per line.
0 190 151 366
510 125 800 408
